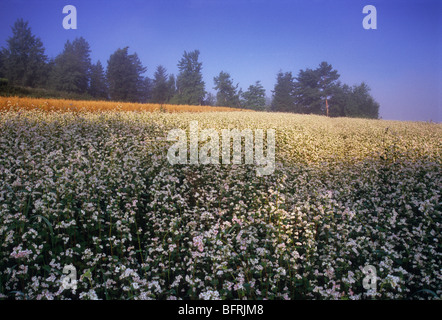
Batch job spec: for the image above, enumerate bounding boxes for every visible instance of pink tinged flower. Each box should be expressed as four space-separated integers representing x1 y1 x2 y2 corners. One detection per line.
232 216 242 226
193 235 204 252
10 247 32 259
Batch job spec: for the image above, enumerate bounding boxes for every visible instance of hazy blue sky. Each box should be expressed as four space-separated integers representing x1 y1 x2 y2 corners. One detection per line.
0 0 440 121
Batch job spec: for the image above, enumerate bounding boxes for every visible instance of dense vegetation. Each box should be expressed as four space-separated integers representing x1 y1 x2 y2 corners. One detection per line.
0 109 440 300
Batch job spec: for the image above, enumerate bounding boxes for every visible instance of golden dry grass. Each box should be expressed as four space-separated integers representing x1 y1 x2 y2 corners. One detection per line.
0 96 247 113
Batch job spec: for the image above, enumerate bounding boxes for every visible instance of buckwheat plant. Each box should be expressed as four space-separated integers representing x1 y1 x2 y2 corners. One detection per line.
0 109 440 300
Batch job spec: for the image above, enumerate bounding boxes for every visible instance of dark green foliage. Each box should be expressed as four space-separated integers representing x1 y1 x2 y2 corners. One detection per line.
349 82 380 119
0 51 5 78
151 65 170 104
50 37 92 94
293 68 321 113
329 82 380 118
0 85 94 100
293 62 340 114
203 92 216 106
0 78 9 90
213 71 241 108
2 19 48 87
139 77 153 103
241 81 266 111
88 60 108 100
174 50 206 105
271 71 295 112
166 74 177 102
106 47 147 102
316 61 340 103
272 62 379 119
328 82 351 117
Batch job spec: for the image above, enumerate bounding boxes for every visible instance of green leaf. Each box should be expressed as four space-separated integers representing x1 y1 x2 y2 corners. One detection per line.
31 214 55 247
84 269 92 280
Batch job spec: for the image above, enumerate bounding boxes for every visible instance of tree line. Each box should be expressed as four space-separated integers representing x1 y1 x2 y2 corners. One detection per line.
271 62 379 118
0 19 378 118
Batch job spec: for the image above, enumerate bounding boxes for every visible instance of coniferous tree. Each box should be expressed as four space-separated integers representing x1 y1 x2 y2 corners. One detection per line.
350 82 379 118
174 50 205 105
166 74 176 102
89 60 108 99
293 62 339 114
139 77 152 103
328 82 351 117
271 71 295 112
272 62 378 118
213 71 240 107
241 81 266 110
106 47 147 102
50 37 91 94
2 19 48 87
151 65 169 104
327 82 379 118
0 50 5 78
293 68 321 114
316 61 340 115
203 92 216 106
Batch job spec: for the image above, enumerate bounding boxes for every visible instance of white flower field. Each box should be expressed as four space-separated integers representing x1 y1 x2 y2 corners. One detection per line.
0 109 440 300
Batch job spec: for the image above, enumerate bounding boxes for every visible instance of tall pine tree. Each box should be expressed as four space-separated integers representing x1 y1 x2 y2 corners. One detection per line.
293 62 339 114
241 81 266 110
2 19 48 87
151 65 169 104
349 82 379 118
328 82 379 118
89 60 108 99
166 74 176 102
174 50 205 105
271 71 295 112
213 71 240 108
106 47 147 102
0 50 5 78
272 62 378 118
50 37 91 94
